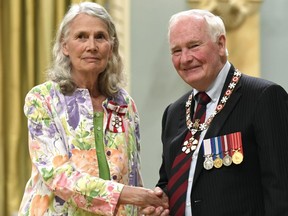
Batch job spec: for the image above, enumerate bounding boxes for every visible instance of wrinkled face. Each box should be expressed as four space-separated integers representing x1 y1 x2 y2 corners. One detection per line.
62 14 112 76
169 15 226 91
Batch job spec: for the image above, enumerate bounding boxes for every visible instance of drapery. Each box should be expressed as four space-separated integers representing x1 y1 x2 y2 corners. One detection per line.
0 1 106 215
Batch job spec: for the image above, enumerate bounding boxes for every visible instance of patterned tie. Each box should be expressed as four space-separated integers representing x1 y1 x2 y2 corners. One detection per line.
167 92 211 215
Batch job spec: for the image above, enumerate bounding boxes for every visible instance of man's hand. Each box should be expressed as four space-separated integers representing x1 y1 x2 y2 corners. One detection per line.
119 186 168 209
140 187 169 216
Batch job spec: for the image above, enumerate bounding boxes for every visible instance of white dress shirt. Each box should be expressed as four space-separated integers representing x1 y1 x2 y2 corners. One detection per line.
185 61 231 215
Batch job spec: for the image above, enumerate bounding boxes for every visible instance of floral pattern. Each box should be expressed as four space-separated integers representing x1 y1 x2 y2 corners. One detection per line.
19 81 142 216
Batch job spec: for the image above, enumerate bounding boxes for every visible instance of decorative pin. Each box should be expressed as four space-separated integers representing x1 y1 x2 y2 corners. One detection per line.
107 101 127 133
182 137 198 154
111 116 122 128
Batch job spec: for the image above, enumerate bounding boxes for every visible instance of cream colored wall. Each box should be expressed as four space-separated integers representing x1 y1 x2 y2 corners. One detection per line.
260 0 288 91
130 0 188 188
109 0 131 92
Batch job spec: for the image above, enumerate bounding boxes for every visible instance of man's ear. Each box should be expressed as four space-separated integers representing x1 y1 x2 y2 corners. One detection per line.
218 34 226 56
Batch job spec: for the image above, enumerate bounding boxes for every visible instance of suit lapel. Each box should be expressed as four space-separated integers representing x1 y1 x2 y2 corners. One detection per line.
192 66 243 187
206 85 242 137
169 97 195 170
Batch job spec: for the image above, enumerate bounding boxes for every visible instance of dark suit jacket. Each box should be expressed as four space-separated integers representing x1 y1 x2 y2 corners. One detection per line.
157 65 288 216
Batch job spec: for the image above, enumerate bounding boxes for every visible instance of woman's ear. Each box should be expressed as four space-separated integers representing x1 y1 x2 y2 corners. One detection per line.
109 40 114 59
62 42 69 56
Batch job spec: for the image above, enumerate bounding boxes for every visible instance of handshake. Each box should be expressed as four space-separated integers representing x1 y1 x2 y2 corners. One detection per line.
119 186 170 216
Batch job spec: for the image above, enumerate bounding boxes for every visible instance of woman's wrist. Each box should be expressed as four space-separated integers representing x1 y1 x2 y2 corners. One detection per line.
119 185 150 206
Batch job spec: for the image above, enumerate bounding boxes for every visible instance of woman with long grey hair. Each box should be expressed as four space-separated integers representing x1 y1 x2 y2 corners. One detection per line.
19 2 168 215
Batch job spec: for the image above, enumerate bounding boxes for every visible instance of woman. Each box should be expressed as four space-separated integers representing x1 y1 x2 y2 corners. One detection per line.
18 2 167 216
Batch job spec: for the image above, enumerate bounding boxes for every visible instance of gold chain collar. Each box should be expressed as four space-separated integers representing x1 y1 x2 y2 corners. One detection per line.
186 69 242 134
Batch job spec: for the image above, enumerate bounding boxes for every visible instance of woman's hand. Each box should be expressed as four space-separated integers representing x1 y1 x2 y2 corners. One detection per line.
119 186 169 211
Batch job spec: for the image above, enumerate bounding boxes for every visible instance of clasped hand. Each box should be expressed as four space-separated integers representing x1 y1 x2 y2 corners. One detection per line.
119 186 169 215
139 187 170 216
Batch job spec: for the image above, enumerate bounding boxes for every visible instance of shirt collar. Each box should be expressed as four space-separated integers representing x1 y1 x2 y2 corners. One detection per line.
193 61 231 104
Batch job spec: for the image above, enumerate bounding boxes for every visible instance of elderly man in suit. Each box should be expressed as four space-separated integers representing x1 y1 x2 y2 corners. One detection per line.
141 9 288 216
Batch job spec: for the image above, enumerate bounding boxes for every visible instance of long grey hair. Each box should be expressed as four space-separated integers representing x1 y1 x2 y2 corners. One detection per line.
47 2 125 96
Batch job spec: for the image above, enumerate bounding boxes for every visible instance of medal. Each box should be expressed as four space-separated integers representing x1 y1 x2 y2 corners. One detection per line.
204 156 214 170
212 137 223 168
222 135 232 166
232 150 243 164
203 139 214 170
182 136 198 154
223 154 233 166
230 132 244 164
214 156 223 168
111 116 122 128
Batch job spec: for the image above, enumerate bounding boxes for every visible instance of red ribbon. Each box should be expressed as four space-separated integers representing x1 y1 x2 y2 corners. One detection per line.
106 101 128 133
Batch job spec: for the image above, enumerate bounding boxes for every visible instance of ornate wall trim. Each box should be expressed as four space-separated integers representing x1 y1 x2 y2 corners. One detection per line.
187 0 262 30
187 0 263 77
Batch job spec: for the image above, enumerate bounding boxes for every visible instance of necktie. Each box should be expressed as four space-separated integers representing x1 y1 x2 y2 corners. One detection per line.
167 92 211 215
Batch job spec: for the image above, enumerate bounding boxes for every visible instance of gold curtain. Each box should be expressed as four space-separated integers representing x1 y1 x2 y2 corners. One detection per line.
0 0 105 215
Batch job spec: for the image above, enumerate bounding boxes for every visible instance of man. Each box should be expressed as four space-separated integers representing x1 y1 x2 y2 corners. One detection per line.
142 9 288 216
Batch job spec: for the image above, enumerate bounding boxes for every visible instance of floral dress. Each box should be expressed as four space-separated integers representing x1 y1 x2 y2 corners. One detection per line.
18 81 142 216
